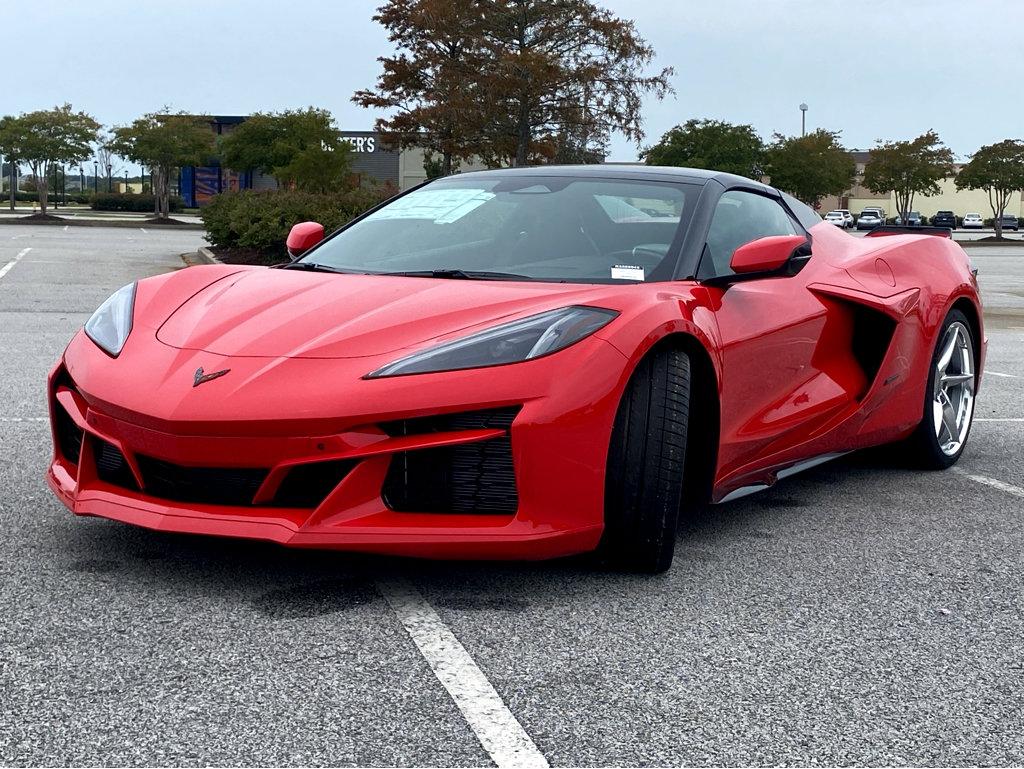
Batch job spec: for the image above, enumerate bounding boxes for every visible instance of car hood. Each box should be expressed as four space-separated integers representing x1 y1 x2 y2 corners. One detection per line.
155 267 611 359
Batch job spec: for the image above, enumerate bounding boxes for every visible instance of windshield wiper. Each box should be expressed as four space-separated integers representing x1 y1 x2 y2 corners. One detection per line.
277 261 347 274
376 268 532 281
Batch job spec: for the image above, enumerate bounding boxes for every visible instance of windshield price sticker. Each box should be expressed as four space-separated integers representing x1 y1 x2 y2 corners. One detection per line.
611 264 645 281
368 189 495 223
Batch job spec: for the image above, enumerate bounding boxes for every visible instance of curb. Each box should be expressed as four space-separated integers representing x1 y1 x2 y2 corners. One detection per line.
194 246 222 265
0 215 204 231
953 239 1024 247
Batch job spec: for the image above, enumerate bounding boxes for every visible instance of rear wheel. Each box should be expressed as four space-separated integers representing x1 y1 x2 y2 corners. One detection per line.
599 348 690 573
904 309 976 469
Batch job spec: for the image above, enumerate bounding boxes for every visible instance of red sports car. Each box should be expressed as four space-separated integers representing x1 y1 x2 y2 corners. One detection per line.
47 167 984 571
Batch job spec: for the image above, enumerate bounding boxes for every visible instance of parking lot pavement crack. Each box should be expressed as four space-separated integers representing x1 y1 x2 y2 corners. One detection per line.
376 575 550 769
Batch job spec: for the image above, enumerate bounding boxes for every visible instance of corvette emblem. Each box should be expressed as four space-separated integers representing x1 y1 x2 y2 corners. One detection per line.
193 367 230 388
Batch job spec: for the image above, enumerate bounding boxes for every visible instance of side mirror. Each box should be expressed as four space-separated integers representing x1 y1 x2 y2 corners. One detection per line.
286 221 325 261
730 234 807 274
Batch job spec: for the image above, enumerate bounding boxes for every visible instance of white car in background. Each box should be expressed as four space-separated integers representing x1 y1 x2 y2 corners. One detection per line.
856 210 885 230
963 212 984 229
825 211 847 227
838 209 854 228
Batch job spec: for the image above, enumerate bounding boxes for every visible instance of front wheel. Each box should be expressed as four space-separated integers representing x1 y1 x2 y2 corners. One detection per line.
904 309 977 469
599 348 690 573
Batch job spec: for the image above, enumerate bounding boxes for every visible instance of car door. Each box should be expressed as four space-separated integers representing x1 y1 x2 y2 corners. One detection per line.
698 188 853 484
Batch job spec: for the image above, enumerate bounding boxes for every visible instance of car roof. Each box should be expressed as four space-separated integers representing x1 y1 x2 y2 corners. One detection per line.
453 164 778 193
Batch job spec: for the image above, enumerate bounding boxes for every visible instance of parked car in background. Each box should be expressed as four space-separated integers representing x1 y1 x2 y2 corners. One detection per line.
838 209 854 228
862 206 886 222
856 210 885 230
999 214 1019 232
894 212 924 226
931 211 957 229
825 211 847 227
962 213 983 229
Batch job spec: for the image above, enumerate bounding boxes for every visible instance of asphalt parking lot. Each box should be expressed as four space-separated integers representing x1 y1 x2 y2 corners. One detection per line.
1 225 1022 766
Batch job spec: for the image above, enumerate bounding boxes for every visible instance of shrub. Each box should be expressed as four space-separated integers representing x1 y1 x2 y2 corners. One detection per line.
3 191 92 204
90 193 183 212
200 186 397 255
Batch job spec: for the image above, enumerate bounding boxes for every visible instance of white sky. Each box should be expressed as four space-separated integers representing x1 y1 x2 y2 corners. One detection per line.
6 0 1022 171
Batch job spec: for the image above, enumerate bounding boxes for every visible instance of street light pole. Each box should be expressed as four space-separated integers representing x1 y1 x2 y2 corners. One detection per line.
93 161 98 194
799 103 808 136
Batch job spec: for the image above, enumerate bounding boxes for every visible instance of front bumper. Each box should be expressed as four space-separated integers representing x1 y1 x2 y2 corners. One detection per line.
47 330 629 559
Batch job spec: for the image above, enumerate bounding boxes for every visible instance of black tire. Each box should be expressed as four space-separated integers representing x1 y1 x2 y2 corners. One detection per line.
599 347 690 573
902 309 976 469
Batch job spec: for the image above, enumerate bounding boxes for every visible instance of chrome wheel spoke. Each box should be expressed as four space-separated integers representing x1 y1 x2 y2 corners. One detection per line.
931 321 975 456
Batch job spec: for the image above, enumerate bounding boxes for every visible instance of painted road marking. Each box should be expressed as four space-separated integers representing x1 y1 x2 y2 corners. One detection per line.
952 467 1024 499
63 225 68 232
377 576 549 769
986 371 1019 378
0 247 31 280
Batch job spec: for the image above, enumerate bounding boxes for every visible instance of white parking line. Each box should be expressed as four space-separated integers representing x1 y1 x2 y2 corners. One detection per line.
986 371 1019 378
0 247 31 280
377 576 549 769
952 467 1024 499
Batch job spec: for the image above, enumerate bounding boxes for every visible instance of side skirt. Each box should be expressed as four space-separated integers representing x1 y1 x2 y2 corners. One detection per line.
714 451 850 504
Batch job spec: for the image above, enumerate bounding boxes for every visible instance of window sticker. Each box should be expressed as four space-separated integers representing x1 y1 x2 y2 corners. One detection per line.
611 264 645 281
367 189 495 223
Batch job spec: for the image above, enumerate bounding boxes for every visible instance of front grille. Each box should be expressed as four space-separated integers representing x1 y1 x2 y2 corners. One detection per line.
94 439 139 490
382 407 520 515
135 455 268 507
54 403 84 465
272 460 357 508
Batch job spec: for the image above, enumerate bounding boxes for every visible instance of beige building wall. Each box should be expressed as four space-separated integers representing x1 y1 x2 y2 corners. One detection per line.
398 147 491 190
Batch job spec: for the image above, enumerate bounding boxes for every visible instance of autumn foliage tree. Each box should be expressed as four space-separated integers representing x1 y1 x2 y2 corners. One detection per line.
354 0 485 176
642 119 766 179
109 112 214 219
356 0 673 170
766 130 855 208
955 139 1024 239
0 104 99 215
863 130 956 224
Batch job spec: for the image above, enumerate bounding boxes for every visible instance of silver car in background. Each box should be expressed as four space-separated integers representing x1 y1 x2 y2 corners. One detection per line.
856 210 884 230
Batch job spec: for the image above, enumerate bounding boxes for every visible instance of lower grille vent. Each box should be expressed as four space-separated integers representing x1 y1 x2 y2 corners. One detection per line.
54 403 84 465
136 455 268 507
382 407 520 515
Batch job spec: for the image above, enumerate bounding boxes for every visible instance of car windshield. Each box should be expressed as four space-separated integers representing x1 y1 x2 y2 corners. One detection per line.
299 175 697 283
861 212 877 218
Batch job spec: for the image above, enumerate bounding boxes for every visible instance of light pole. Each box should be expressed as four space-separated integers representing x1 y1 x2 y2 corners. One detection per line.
799 103 808 136
93 161 98 194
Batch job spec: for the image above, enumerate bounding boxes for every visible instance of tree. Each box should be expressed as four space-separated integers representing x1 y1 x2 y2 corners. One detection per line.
219 108 354 193
0 105 99 215
357 0 672 170
475 0 674 167
863 130 956 224
765 130 855 208
0 115 26 210
109 112 214 219
353 0 486 176
955 139 1024 239
642 119 765 178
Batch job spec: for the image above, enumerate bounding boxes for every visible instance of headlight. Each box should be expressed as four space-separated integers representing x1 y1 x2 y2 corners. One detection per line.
84 282 136 356
366 305 618 378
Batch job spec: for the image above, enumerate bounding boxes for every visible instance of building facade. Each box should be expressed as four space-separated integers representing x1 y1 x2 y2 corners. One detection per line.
819 150 1024 219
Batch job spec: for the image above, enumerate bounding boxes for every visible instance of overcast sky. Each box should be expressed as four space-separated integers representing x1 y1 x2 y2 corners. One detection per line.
7 0 1023 170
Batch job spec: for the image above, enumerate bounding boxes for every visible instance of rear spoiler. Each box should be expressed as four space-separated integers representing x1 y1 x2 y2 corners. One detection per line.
864 225 952 239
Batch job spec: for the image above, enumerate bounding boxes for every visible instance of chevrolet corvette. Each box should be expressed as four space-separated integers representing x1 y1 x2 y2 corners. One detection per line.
47 166 984 572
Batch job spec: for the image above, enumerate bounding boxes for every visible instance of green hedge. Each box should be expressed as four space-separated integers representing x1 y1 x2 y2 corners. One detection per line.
2 191 92 204
90 193 184 212
201 188 397 255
